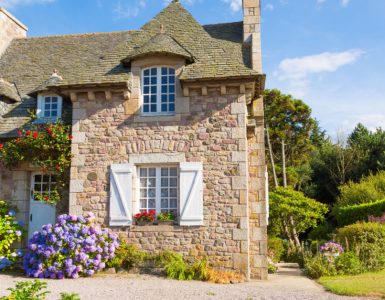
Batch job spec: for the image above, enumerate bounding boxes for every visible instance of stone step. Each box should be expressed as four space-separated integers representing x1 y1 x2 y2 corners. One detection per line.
276 262 300 268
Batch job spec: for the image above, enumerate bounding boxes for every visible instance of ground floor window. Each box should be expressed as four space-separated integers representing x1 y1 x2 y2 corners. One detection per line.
139 166 178 214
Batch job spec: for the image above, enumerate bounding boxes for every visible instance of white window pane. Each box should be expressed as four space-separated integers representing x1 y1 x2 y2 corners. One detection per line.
140 168 147 177
140 189 147 197
170 188 177 197
149 168 156 177
170 199 177 208
161 168 168 176
149 199 156 208
148 178 156 187
170 168 177 176
140 179 147 187
161 188 168 197
170 178 177 187
161 199 168 208
140 199 147 209
148 188 156 197
161 178 168 187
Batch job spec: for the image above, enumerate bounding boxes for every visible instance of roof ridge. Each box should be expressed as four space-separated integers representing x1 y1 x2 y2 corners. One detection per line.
15 30 136 40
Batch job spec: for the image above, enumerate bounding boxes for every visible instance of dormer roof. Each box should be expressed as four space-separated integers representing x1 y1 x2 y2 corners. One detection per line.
121 33 194 66
0 78 20 102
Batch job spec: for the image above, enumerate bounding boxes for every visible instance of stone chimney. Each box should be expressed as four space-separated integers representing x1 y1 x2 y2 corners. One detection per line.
0 7 28 57
243 0 262 72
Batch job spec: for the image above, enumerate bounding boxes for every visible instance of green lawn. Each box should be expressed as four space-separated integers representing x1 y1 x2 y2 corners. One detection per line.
319 270 385 298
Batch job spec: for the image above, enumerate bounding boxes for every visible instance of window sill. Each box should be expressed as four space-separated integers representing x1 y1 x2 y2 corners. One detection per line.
133 114 181 123
130 223 183 232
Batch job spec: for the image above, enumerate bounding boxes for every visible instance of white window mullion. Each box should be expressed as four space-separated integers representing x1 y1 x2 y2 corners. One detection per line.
157 67 161 113
155 167 161 215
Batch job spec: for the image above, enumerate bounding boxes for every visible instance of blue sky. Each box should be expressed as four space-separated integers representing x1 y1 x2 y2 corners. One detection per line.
1 0 385 135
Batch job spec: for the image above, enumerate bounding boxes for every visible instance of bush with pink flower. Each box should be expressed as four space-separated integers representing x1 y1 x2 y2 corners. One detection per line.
23 213 119 279
320 241 344 256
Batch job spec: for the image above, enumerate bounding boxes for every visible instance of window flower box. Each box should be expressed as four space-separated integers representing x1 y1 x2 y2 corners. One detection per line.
134 211 155 226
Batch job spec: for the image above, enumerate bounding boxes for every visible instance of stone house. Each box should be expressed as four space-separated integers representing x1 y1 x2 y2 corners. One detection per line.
0 0 267 279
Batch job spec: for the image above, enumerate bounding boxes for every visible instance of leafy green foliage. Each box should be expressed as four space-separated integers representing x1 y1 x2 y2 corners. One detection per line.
0 122 72 206
336 222 385 271
335 252 362 275
0 200 24 271
308 222 334 241
337 171 385 207
105 244 147 270
268 237 285 263
269 187 328 240
0 280 49 300
304 255 337 279
59 293 81 300
264 89 325 188
333 198 385 226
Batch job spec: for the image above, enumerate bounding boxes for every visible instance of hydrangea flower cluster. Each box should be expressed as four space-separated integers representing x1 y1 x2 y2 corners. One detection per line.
320 241 344 255
23 213 119 279
0 201 24 271
368 213 385 224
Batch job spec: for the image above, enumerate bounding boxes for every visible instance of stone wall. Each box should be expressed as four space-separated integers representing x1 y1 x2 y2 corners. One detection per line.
0 167 30 247
68 82 264 276
0 8 27 57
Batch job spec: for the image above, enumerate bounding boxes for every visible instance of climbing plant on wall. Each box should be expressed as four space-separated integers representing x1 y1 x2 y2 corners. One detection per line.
0 122 72 206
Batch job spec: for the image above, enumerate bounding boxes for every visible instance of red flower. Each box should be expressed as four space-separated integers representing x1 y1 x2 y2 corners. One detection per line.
15 138 19 143
33 132 38 138
26 131 31 136
17 130 22 136
69 135 73 140
0 144 3 150
44 197 49 201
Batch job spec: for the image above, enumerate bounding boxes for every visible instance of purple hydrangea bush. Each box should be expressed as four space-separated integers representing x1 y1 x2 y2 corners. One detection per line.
23 213 119 279
320 241 344 255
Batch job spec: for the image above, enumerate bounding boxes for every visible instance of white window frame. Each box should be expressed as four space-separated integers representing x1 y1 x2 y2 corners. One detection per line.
137 165 179 216
36 94 63 123
30 173 57 201
140 66 176 116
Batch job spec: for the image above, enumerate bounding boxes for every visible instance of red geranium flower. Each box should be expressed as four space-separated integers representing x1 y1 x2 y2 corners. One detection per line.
33 132 38 138
15 138 19 143
26 131 31 136
17 130 22 136
69 135 73 139
0 144 3 150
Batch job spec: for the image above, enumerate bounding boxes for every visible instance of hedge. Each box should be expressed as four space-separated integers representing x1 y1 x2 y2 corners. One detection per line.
333 198 385 227
336 222 385 271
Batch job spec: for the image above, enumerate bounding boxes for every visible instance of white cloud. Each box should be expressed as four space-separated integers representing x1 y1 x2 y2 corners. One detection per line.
275 49 363 97
0 0 54 8
341 0 350 7
112 0 146 19
264 3 274 11
222 0 242 12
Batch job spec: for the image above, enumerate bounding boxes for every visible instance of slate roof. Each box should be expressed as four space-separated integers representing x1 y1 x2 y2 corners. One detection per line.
0 1 260 137
122 33 194 65
0 79 20 102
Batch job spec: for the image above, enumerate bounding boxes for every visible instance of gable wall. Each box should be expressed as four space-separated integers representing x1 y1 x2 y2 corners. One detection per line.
0 8 27 57
67 81 267 277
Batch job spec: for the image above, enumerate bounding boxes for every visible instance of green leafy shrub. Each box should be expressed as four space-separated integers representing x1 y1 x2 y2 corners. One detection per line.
304 255 336 279
308 222 334 241
268 237 285 263
333 199 385 226
336 222 385 271
337 171 385 207
335 252 362 275
162 252 195 280
105 244 147 270
0 280 49 300
268 263 277 274
0 200 24 271
59 293 81 300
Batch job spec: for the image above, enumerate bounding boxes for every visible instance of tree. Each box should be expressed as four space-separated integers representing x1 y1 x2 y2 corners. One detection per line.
269 187 328 251
264 89 325 189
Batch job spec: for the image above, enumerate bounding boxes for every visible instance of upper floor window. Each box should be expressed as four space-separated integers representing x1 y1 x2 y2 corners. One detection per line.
37 95 62 122
142 67 175 115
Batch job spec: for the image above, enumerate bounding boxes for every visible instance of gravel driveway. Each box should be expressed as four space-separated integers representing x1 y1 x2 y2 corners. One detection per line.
0 267 368 300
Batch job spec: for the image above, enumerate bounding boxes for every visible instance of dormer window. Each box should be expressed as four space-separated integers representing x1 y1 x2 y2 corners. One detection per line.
141 67 175 115
37 95 62 122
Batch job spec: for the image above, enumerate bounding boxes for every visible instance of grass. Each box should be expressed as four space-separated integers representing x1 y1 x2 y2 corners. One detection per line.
319 270 385 298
